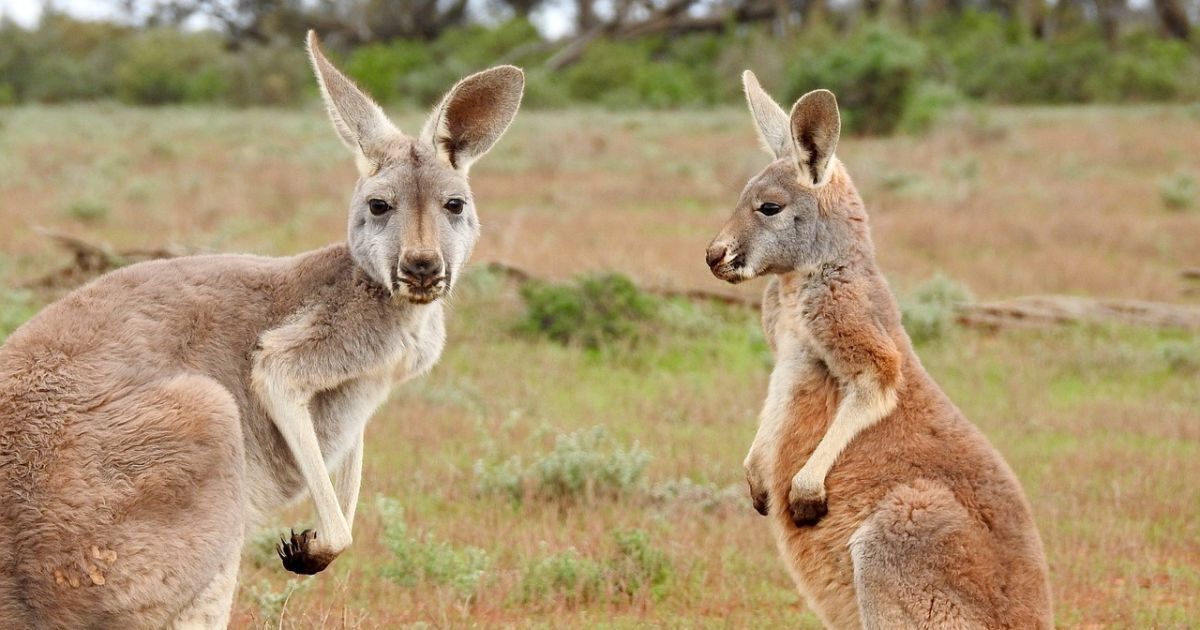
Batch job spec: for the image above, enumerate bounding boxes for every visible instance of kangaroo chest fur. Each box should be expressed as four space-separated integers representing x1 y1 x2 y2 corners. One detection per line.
759 274 842 461
242 255 447 521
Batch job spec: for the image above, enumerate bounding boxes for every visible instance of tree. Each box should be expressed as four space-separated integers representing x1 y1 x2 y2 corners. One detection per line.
1151 0 1191 40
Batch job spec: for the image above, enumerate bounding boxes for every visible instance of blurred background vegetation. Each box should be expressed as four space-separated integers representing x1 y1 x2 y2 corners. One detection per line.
2 0 1199 134
1 1 1198 627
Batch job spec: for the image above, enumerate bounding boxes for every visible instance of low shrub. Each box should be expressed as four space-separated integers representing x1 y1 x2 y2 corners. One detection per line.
376 496 490 598
344 39 436 105
647 478 742 511
1159 171 1197 211
518 529 672 607
900 274 973 345
517 273 659 349
65 200 109 223
519 547 604 607
1159 339 1200 373
245 578 310 624
223 40 311 106
475 426 650 504
898 81 963 134
114 29 230 104
785 25 929 135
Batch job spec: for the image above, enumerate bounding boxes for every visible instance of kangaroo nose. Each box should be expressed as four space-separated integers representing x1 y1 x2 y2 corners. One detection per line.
705 245 727 269
400 251 444 286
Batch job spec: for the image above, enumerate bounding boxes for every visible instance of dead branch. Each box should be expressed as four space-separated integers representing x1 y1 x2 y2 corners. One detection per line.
24 228 192 290
956 295 1200 331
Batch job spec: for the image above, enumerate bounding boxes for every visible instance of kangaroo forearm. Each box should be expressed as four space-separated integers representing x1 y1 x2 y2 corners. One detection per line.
254 369 352 547
798 383 897 483
335 435 364 531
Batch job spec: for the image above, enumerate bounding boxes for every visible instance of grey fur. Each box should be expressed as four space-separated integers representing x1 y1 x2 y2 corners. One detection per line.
0 31 523 628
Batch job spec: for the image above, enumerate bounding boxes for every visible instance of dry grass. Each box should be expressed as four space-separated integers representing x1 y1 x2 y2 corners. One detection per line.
0 104 1197 628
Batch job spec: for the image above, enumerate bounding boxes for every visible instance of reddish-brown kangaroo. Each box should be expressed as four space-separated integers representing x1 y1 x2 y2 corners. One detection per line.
705 72 1052 629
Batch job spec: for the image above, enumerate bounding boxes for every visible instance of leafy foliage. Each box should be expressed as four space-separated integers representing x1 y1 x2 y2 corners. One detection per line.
518 273 660 349
900 274 973 345
475 426 651 504
3 14 1197 129
1159 339 1200 373
518 529 672 607
376 496 490 598
1159 171 1197 211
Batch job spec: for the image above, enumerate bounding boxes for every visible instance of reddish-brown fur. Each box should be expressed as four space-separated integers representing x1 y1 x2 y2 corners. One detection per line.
759 168 1053 630
709 76 1053 628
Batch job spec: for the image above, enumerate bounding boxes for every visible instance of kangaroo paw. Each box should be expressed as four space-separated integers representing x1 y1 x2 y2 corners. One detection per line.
277 529 337 575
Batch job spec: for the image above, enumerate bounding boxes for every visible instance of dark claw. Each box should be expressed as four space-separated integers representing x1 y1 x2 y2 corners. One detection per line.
275 528 335 575
746 473 769 516
790 496 828 527
751 490 769 516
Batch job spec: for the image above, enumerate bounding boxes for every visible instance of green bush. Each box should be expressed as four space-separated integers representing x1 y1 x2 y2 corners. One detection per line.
518 273 659 349
2 12 1198 112
607 529 672 599
223 40 311 106
0 16 124 103
475 426 650 504
345 39 435 105
344 19 544 106
900 274 973 345
1159 339 1200 373
519 547 605 606
786 25 929 135
1159 171 1197 211
898 81 963 134
376 496 490 598
65 200 109 223
936 12 1200 104
563 37 721 109
114 29 230 104
519 529 672 607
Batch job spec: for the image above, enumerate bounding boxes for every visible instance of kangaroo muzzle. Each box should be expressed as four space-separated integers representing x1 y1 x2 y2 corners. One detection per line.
706 240 748 283
395 250 448 303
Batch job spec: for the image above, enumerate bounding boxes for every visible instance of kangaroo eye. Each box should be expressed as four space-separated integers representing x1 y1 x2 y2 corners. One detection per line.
368 199 392 216
444 198 465 215
757 202 784 216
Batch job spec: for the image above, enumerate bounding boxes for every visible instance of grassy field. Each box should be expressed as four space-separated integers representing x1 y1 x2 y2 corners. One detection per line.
0 104 1198 628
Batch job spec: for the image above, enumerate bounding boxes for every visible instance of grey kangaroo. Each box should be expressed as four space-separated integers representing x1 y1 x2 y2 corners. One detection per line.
0 31 524 628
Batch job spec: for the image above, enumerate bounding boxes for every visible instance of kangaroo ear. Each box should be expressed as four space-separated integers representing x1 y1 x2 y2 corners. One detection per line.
742 70 792 159
307 30 399 174
420 65 525 172
789 89 841 187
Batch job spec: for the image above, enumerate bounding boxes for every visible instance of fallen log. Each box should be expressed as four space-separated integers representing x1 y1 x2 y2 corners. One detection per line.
956 295 1200 331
